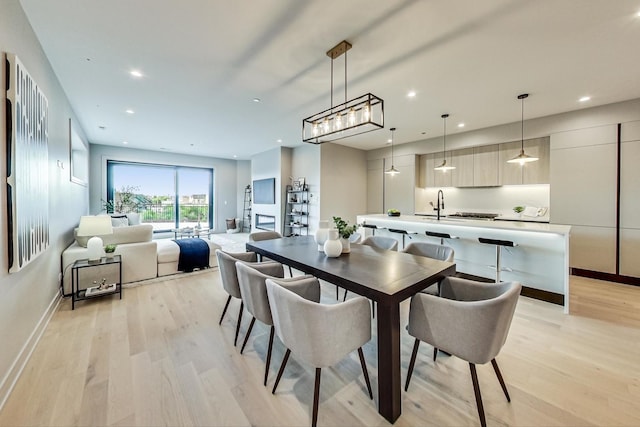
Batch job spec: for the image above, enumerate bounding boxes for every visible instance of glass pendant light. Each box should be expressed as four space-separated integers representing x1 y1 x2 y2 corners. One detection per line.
507 93 538 164
385 127 400 175
434 114 456 171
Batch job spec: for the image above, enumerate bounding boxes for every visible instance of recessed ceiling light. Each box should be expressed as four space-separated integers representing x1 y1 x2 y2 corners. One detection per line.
407 91 416 98
126 109 135 114
122 141 128 145
276 139 282 143
253 98 261 103
386 138 392 144
130 70 143 78
579 96 591 102
233 155 238 158
457 123 465 128
636 10 640 17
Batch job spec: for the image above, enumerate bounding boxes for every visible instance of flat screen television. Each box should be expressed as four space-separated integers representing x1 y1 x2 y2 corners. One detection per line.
253 178 276 204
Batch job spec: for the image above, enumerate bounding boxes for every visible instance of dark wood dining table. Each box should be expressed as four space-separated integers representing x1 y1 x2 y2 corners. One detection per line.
246 235 456 423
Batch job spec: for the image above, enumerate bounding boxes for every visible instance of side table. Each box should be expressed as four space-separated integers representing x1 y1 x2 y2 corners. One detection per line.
71 255 123 310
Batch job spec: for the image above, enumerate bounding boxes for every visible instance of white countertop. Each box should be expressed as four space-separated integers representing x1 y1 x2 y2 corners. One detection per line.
359 214 571 235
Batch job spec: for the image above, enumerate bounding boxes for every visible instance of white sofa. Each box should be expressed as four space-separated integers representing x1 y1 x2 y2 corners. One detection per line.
62 222 220 295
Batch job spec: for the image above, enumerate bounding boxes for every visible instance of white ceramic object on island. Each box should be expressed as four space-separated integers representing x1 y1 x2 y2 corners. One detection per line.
315 220 330 251
340 237 350 253
323 229 342 257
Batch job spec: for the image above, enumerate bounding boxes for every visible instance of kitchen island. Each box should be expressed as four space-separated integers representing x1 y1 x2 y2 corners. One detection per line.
357 214 571 312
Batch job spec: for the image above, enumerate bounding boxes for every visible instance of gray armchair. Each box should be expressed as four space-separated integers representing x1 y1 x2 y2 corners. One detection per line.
402 241 454 295
266 277 373 427
405 277 521 427
216 249 278 346
248 231 293 276
236 262 316 386
360 235 398 251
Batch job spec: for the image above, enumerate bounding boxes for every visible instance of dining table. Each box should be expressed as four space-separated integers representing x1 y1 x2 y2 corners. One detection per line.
245 235 456 423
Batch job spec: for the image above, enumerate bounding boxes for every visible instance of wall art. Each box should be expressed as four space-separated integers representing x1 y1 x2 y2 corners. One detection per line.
5 53 49 273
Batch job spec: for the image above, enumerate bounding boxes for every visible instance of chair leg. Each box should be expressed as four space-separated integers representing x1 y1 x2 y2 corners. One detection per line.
288 265 293 277
219 295 231 325
491 358 511 402
312 368 322 427
264 326 275 386
405 339 420 391
372 301 375 318
272 349 291 394
469 363 487 427
240 316 256 354
336 285 339 300
433 347 438 361
357 348 373 399
233 302 244 347
343 289 348 301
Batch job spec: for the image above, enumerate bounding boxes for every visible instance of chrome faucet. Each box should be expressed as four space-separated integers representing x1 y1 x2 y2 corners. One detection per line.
435 189 444 220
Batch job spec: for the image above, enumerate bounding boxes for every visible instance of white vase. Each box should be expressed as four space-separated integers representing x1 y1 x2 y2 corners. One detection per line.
340 237 350 253
323 229 342 257
315 220 330 251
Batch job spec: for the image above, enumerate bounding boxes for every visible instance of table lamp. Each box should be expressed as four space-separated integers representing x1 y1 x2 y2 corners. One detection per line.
77 216 113 262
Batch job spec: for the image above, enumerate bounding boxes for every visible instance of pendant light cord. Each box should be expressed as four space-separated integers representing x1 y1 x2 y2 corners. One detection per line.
521 96 524 151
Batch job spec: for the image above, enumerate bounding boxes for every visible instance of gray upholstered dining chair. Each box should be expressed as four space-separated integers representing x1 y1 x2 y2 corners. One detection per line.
266 276 374 427
405 277 521 427
216 249 279 346
361 235 399 251
349 232 362 244
248 231 293 276
235 262 318 386
402 241 455 295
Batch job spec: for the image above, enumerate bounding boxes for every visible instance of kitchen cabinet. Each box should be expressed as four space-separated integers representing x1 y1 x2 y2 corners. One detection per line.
432 152 453 188
499 137 550 185
383 154 417 214
451 148 474 187
473 144 499 186
550 124 618 274
367 159 384 214
419 153 452 188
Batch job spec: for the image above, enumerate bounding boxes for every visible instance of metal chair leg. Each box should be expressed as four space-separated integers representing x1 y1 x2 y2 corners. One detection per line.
219 295 231 325
357 348 373 399
264 326 275 386
312 368 321 427
405 339 420 391
233 301 244 346
433 347 438 361
469 363 487 427
288 265 293 277
240 316 256 354
272 349 291 394
491 358 511 402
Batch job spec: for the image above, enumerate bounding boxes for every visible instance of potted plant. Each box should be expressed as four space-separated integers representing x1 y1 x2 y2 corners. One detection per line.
332 216 357 253
104 244 117 258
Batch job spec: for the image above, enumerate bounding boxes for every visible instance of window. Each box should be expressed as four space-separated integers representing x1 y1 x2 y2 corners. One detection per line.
106 161 214 232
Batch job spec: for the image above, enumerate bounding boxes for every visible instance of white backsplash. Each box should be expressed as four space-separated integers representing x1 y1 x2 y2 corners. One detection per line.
415 184 550 219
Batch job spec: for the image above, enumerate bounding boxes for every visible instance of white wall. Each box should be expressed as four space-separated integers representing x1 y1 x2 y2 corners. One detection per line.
320 143 368 227
251 147 287 234
88 144 239 233
0 0 89 406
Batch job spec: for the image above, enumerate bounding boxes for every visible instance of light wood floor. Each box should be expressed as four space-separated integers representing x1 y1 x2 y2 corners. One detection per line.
1 272 639 426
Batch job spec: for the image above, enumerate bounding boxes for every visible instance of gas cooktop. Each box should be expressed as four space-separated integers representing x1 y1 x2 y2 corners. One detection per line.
447 212 499 220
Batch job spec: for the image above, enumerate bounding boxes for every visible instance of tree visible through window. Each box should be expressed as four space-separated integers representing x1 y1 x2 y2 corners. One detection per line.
106 161 214 232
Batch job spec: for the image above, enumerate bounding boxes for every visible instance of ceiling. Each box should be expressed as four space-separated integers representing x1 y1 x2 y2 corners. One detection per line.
19 0 640 159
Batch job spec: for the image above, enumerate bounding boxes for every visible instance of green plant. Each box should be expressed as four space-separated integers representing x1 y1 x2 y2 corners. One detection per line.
513 206 524 214
332 216 357 239
102 185 143 213
104 244 117 253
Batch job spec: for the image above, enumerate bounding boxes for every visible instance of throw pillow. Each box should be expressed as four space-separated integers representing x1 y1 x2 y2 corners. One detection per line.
126 213 141 225
111 214 129 227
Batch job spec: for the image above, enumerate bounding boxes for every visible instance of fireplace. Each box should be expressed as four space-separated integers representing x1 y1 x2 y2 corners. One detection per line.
255 214 276 231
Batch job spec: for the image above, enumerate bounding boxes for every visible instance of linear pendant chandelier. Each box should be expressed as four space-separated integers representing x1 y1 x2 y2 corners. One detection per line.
302 40 384 144
507 93 538 164
434 114 455 171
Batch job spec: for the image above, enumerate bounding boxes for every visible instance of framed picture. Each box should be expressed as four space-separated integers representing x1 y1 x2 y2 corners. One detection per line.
295 177 305 191
5 53 50 273
69 118 88 186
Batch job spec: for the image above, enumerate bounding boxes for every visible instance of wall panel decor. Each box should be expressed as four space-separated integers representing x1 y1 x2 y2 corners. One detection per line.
5 53 49 273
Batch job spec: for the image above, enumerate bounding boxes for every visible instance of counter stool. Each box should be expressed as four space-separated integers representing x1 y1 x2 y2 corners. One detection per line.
426 231 459 245
388 228 418 250
478 237 517 283
362 224 380 235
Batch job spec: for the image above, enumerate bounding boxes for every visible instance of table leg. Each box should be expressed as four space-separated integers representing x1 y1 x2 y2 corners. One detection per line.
376 302 401 423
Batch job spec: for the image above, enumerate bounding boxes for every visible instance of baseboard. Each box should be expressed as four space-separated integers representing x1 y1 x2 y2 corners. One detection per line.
455 271 564 306
572 268 640 286
0 291 61 411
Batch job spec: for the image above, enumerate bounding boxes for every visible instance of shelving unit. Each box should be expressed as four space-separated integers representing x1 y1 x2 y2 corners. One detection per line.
284 185 309 236
242 185 251 232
